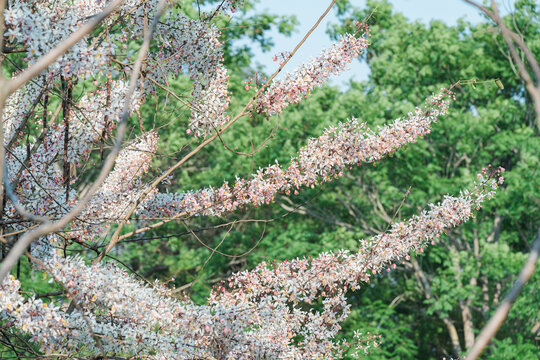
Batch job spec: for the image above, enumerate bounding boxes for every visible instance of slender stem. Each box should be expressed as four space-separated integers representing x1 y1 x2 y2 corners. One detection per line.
0 0 7 61
0 0 9 233
463 0 540 129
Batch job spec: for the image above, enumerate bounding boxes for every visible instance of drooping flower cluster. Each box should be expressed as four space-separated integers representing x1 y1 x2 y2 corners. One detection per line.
64 81 143 165
139 91 451 220
118 0 233 138
147 12 231 137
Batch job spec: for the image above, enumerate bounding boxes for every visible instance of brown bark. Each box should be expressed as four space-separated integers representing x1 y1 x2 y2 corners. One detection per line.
61 77 73 203
461 301 475 349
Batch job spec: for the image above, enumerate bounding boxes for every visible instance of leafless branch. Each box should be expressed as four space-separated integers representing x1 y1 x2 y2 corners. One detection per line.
463 0 540 129
465 228 540 359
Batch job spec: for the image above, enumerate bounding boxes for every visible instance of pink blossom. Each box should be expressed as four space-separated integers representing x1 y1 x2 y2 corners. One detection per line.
140 90 451 219
254 30 370 116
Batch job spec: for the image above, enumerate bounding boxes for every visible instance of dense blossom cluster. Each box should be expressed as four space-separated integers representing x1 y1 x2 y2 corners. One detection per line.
0 171 502 358
0 275 71 353
253 29 370 116
4 0 115 78
217 169 503 303
3 80 138 224
140 91 450 219
2 78 47 146
1 250 209 357
5 0 232 138
64 81 142 165
0 1 503 359
150 12 231 137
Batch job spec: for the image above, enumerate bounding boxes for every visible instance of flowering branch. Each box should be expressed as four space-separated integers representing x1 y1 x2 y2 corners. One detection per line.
0 0 169 282
0 169 503 358
0 1 515 358
101 0 342 260
136 90 452 225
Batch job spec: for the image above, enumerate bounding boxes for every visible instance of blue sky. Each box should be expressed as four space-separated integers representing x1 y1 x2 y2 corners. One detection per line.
240 0 516 85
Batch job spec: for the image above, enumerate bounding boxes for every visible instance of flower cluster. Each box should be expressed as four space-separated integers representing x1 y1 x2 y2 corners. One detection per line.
28 251 207 357
63 81 141 165
218 169 503 304
4 0 114 78
2 78 47 146
139 91 451 220
253 30 370 116
5 0 231 138
0 275 73 354
207 170 503 358
0 173 502 358
134 10 231 137
3 80 138 227
0 1 504 358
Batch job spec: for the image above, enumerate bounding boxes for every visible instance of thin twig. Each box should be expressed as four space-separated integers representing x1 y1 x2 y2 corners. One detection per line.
463 0 540 129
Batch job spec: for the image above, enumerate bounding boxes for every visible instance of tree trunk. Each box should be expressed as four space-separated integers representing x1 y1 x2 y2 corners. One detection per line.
412 258 463 356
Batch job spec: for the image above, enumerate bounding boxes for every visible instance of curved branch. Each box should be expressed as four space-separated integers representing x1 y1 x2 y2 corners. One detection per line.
463 0 540 129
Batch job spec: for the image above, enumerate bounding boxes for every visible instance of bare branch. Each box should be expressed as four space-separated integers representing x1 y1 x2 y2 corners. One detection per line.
463 0 540 129
465 228 540 360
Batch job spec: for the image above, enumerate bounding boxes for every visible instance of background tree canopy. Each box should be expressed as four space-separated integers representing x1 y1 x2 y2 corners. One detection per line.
6 0 538 358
